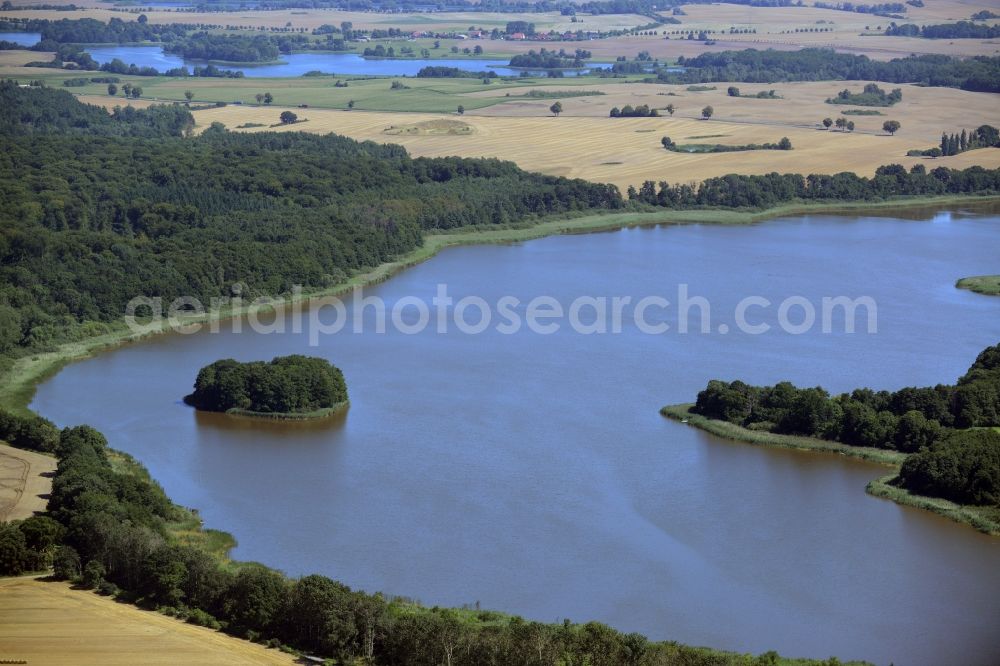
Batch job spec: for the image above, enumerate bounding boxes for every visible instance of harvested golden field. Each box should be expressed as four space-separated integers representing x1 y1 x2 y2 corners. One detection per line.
0 577 298 666
0 443 54 522
474 0 1000 60
0 50 48 67
73 94 161 110
2 7 648 32
4 1 996 60
191 81 1000 191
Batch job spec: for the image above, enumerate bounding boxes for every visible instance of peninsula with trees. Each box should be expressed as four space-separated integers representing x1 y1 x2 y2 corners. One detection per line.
184 355 348 419
662 343 1000 533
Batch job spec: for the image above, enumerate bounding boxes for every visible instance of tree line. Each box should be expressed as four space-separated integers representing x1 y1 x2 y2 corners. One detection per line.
885 21 1000 39
185 356 348 415
690 344 1000 505
626 163 1000 208
417 66 498 79
663 49 1000 93
0 413 863 665
660 136 792 152
610 104 660 117
939 125 998 156
813 1 907 16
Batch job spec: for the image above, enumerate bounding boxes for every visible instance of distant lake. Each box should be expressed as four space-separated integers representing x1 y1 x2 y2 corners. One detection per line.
33 210 1000 666
84 45 614 78
120 1 193 6
0 32 41 47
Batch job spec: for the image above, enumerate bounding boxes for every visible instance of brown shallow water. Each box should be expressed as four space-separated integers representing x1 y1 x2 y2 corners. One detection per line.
33 210 1000 665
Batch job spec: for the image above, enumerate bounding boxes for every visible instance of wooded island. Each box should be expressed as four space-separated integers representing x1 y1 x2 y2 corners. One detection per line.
185 355 348 419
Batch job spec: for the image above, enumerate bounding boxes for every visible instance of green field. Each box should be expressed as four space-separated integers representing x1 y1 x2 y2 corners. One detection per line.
35 71 635 113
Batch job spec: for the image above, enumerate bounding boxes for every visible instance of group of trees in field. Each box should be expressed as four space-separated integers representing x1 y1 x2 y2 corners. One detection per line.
0 413 840 665
827 83 902 106
822 117 856 131
62 75 118 87
691 344 1000 505
0 82 622 362
665 49 1000 93
885 21 1000 39
660 136 792 152
610 104 660 117
185 356 347 415
941 125 997 155
727 87 780 98
907 125 999 158
626 163 1000 208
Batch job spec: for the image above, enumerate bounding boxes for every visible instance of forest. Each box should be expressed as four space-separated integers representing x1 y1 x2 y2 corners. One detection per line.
690 343 1000 504
664 49 1000 93
163 32 284 63
185 356 348 415
0 82 621 364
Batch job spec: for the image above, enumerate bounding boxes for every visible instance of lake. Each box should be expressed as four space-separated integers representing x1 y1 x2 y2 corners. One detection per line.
83 45 612 78
31 210 1000 666
0 32 41 47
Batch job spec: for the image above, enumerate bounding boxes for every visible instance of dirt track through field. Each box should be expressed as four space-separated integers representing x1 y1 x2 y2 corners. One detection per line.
0 443 55 522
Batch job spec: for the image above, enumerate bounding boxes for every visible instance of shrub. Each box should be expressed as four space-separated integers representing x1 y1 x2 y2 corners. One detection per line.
187 608 222 629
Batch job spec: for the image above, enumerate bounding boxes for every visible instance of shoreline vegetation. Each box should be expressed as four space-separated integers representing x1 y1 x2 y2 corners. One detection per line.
661 404 1000 535
956 275 1000 296
222 402 348 421
659 404 906 465
2 194 999 417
